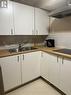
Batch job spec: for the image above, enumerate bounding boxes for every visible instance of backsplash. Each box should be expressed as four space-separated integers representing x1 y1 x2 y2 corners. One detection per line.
48 16 71 48
0 35 47 49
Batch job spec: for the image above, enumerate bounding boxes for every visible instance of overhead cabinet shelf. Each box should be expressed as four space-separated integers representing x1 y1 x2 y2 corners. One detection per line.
0 1 49 35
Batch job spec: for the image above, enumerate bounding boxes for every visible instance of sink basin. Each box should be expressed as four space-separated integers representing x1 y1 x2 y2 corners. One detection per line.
53 49 71 55
21 47 37 51
8 47 37 53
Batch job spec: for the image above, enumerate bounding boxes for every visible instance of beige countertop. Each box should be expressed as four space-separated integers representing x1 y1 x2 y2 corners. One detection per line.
0 49 39 58
36 46 71 59
0 46 71 59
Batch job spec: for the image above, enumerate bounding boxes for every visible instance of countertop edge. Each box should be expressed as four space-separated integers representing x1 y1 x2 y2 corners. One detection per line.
0 47 71 59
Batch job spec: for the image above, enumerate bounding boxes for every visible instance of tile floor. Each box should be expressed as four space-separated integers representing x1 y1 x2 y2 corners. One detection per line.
7 79 61 95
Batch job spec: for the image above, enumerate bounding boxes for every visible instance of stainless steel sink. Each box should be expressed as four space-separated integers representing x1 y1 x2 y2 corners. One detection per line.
21 47 37 51
8 47 37 53
53 49 71 55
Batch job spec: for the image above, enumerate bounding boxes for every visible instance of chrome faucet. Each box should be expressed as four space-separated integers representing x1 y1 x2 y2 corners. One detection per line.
18 44 22 51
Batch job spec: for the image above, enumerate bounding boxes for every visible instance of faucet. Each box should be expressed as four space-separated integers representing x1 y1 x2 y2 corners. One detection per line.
18 44 22 51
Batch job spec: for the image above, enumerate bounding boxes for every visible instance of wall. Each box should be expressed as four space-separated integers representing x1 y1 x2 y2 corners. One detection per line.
48 16 71 48
0 35 47 49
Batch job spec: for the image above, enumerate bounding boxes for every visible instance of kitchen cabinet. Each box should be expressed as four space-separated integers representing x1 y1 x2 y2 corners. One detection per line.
40 51 71 95
34 8 49 35
40 52 48 80
0 51 41 91
13 2 34 35
41 52 60 88
21 51 41 83
0 1 14 35
0 0 49 35
0 55 21 91
60 58 71 95
47 54 60 88
13 2 49 35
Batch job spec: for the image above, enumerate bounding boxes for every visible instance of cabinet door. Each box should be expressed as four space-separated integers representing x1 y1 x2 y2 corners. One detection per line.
21 51 40 84
40 52 48 80
0 1 14 35
0 55 21 91
13 2 34 35
35 8 49 35
47 54 60 88
60 58 71 95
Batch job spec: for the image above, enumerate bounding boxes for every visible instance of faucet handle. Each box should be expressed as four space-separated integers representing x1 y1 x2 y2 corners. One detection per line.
18 44 22 51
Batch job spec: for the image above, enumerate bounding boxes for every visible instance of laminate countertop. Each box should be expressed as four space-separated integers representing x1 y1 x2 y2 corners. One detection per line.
0 49 39 58
0 46 71 59
37 46 71 59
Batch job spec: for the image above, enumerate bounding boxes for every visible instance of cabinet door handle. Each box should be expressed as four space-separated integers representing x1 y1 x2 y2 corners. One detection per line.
23 55 24 60
17 56 19 62
62 58 64 64
57 56 59 63
36 30 38 35
11 29 13 35
41 52 43 57
32 30 34 35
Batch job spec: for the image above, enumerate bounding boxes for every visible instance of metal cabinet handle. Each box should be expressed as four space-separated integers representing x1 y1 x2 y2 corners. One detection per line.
17 56 19 62
23 55 24 60
62 58 64 64
11 29 13 35
36 30 38 35
32 30 35 35
57 56 59 63
41 52 43 57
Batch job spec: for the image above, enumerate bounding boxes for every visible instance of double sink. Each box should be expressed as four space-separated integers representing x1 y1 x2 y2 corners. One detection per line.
8 47 37 53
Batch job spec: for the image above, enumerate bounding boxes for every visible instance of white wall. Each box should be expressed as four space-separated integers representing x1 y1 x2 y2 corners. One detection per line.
48 16 71 48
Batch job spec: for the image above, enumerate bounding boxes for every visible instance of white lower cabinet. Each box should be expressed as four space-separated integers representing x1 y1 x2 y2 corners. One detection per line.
40 52 60 88
21 51 41 84
47 54 60 89
41 52 71 95
0 51 41 91
0 50 71 95
40 52 48 80
60 58 71 95
0 55 21 91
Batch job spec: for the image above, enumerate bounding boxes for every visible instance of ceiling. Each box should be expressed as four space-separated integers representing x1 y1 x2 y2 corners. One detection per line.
12 0 43 7
12 0 67 11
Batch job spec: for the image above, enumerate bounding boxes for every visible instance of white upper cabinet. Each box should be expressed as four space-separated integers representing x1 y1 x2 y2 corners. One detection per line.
0 1 14 35
34 8 49 35
13 2 34 35
0 1 49 35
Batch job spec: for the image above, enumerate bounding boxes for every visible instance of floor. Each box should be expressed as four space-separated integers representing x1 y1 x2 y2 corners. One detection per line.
7 79 61 95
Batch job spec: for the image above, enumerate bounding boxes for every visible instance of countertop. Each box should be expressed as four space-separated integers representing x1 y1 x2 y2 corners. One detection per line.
0 46 71 59
36 46 71 59
0 49 39 58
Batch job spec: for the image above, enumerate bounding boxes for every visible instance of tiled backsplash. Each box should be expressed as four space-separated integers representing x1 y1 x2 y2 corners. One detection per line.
0 35 47 46
48 16 71 48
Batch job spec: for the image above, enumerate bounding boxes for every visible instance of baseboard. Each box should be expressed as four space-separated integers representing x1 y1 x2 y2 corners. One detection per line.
5 76 66 95
40 76 66 95
5 76 41 94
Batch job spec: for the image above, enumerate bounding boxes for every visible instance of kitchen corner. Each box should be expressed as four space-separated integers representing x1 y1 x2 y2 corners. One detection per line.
0 0 71 95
